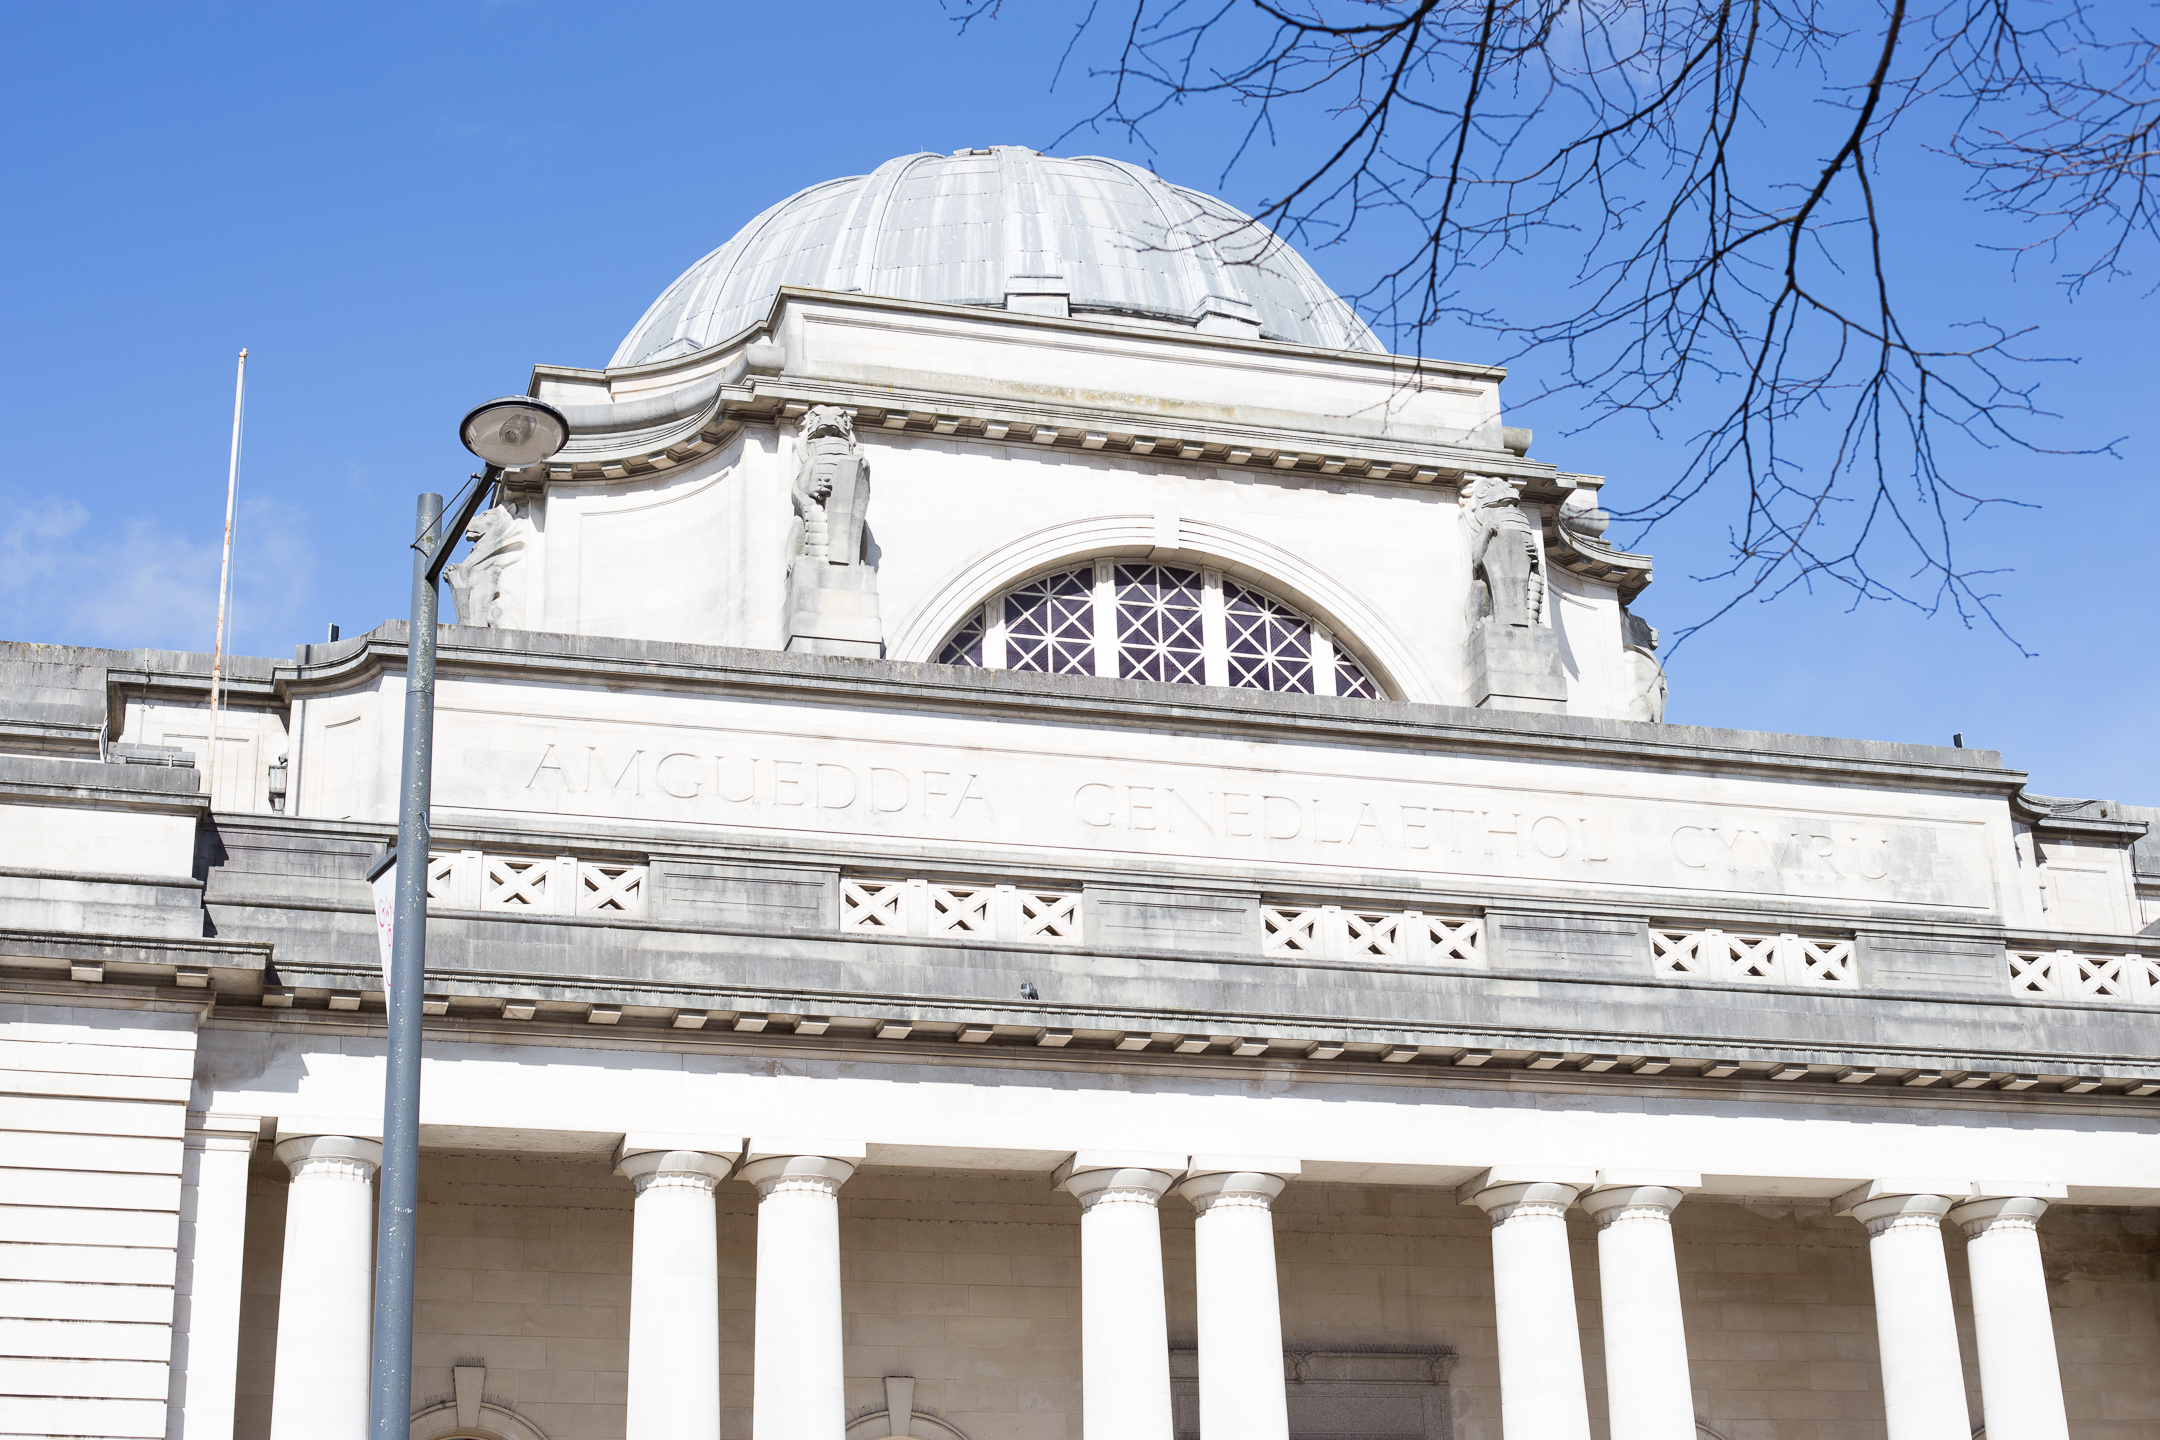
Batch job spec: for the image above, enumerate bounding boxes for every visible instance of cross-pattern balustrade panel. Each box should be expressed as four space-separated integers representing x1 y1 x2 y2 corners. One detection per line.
1652 928 1854 987
423 851 649 919
840 876 1084 945
1262 903 1485 965
2007 947 2160 1004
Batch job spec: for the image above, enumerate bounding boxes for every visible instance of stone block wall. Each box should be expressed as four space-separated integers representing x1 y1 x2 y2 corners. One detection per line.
228 1161 2160 1440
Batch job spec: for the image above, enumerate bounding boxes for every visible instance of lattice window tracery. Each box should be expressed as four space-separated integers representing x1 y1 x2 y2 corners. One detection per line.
1002 568 1096 675
1225 581 1315 693
934 559 1387 699
936 608 984 667
1114 564 1207 683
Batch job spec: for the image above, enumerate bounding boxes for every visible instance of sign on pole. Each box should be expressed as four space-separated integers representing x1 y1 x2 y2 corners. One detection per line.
365 848 398 991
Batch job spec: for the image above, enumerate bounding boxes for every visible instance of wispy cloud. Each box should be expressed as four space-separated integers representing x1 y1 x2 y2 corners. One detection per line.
0 490 315 655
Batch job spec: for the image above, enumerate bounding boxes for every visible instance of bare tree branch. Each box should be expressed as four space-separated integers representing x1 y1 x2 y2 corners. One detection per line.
945 0 2154 650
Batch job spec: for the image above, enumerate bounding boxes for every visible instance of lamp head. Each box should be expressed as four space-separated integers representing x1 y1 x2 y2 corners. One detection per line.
460 397 569 468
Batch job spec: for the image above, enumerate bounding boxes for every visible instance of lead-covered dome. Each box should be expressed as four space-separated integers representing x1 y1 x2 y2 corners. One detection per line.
612 147 1383 366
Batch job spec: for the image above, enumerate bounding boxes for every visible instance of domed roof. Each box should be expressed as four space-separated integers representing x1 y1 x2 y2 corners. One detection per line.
611 147 1383 367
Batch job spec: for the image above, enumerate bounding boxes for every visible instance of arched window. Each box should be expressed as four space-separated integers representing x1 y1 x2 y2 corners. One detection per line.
936 559 1382 698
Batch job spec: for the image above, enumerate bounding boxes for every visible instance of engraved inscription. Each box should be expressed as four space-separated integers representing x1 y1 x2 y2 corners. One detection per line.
431 714 1994 911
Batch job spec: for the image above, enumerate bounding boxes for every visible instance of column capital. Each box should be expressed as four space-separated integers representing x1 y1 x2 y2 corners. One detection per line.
1832 1177 1968 1213
1054 1152 1180 1211
1174 1159 1295 1213
271 1134 381 1181
1946 1194 2052 1238
1458 1166 1595 1223
1582 1184 1690 1228
1846 1191 1954 1237
615 1139 739 1194
738 1151 858 1198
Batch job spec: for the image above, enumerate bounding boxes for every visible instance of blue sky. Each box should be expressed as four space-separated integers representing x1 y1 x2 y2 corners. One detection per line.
0 2 2150 800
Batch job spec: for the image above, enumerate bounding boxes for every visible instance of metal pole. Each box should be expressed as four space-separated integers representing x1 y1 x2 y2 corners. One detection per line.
206 348 247 802
370 491 441 1440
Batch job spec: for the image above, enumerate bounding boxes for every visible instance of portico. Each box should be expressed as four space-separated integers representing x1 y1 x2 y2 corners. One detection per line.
183 1010 2128 1440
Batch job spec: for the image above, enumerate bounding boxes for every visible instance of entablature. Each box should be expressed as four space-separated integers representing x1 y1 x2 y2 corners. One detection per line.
510 288 1558 502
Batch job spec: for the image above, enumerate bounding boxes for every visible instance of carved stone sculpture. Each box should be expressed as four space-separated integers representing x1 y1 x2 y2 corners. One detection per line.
791 405 869 565
1461 473 1544 627
444 501 532 629
784 406 883 658
1460 473 1566 713
1621 607 1668 723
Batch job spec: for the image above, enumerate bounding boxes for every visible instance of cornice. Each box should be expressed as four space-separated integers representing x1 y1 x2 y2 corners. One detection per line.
510 287 1558 498
1539 491 1654 603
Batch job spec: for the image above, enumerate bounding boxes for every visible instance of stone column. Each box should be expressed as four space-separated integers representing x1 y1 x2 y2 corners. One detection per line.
266 1133 381 1440
1055 1151 1183 1440
167 1113 260 1440
741 1140 864 1440
1173 1157 1300 1440
1946 1190 2071 1440
615 1136 741 1440
1839 1181 1972 1440
1581 1174 1700 1440
1460 1168 1595 1440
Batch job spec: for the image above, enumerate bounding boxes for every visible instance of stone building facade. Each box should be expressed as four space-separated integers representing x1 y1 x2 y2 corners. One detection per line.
4 147 2158 1440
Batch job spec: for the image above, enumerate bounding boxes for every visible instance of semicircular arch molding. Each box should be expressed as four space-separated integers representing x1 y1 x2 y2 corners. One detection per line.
887 514 1436 702
843 1412 971 1440
409 1399 551 1440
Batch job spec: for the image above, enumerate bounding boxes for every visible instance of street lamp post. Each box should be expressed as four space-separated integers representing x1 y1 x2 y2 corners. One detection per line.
368 397 567 1440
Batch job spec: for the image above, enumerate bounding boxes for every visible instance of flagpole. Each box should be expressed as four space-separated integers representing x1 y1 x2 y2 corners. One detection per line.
206 349 246 803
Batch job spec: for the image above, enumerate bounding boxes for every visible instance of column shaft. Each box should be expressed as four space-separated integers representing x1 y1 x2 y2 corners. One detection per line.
1851 1192 1971 1440
1948 1197 2070 1440
1468 1179 1592 1440
618 1147 733 1440
1060 1163 1177 1440
742 1153 856 1440
1584 1185 1696 1440
266 1135 381 1440
167 1114 258 1440
1176 1169 1292 1440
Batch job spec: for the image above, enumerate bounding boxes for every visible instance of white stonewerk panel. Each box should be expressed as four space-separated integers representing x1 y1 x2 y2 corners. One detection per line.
4 1207 178 1249
564 467 739 646
0 803 199 881
5 1394 169 1439
0 1318 174 1362
0 1281 174 1325
0 1355 171 1399
0 1174 180 1217
0 1069 194 1105
0 1170 180 1211
430 675 2008 916
6 1095 188 1140
0 1005 196 1440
